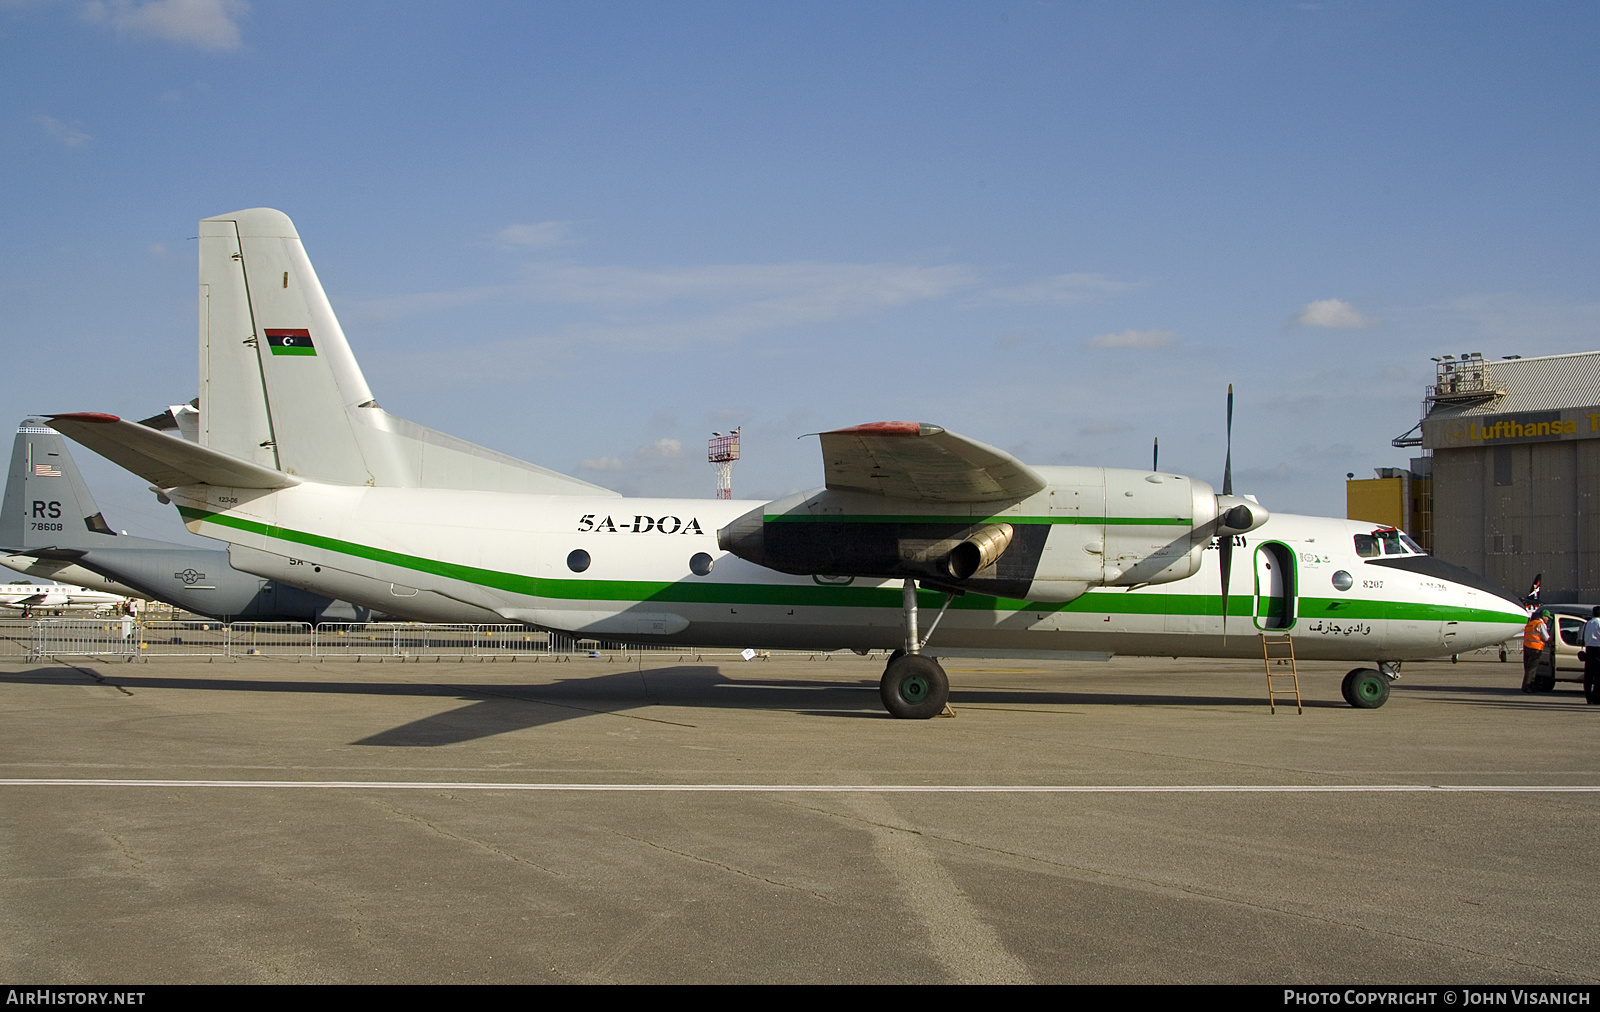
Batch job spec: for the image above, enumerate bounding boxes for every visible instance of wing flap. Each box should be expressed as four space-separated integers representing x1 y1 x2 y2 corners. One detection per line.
47 414 299 490
818 421 1046 502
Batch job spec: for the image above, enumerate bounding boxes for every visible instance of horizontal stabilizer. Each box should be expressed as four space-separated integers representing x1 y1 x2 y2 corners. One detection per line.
818 422 1047 503
47 414 299 490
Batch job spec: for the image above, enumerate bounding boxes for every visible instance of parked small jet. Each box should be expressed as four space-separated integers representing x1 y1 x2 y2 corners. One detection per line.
50 208 1528 715
2 552 147 601
0 582 127 616
1 419 368 623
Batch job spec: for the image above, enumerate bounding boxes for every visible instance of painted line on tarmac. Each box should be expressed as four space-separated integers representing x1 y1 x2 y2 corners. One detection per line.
1 780 1599 792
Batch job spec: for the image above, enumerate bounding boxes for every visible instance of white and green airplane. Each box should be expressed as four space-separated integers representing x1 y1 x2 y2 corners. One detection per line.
49 208 1527 716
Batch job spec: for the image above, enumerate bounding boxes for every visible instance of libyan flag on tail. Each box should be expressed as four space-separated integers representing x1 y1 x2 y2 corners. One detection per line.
265 329 316 356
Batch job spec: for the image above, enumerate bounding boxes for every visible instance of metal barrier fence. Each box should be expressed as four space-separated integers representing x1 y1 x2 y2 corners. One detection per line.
19 620 837 662
0 620 36 658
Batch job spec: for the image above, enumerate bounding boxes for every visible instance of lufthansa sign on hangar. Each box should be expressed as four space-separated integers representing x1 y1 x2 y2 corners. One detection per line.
1422 407 1600 449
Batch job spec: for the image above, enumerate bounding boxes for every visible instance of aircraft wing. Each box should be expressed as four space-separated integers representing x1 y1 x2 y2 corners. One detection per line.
47 414 299 490
817 422 1047 503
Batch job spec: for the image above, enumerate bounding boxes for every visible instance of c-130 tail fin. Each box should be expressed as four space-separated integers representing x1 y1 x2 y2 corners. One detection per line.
0 419 118 552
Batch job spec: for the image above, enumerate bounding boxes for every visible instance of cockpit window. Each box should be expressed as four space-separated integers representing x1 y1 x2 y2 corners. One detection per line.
1356 529 1425 558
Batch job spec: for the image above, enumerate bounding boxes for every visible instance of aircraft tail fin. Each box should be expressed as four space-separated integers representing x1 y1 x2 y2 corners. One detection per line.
1 419 117 551
198 208 614 495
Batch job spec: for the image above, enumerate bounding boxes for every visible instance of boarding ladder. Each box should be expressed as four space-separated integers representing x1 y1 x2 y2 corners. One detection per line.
1260 634 1303 714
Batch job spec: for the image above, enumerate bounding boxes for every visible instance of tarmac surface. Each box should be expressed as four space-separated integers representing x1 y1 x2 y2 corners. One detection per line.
1 650 1596 985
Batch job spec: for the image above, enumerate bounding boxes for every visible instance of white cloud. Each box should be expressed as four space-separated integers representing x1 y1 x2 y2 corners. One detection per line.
496 221 577 249
577 437 685 477
1397 293 1600 353
641 438 682 459
517 260 976 309
36 115 90 147
1084 328 1176 349
348 260 979 351
982 272 1140 306
344 285 504 323
82 0 248 51
1293 298 1378 329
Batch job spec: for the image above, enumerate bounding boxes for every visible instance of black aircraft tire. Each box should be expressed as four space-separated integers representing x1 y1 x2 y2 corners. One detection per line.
1340 668 1365 707
880 654 949 719
1342 668 1390 709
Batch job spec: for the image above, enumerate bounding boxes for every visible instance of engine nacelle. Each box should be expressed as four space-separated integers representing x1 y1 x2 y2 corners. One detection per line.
719 465 1267 602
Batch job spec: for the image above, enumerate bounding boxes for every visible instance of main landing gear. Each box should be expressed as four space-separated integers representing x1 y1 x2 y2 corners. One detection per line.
1340 661 1399 709
880 579 955 719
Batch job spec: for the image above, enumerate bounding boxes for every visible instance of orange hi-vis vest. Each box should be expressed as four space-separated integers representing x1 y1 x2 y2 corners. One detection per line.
1524 616 1549 651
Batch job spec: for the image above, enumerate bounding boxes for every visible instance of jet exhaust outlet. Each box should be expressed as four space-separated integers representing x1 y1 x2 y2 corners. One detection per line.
942 523 1014 581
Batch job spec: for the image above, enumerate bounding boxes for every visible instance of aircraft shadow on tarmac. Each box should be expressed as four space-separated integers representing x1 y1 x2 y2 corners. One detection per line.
1397 680 1594 711
3 663 1362 746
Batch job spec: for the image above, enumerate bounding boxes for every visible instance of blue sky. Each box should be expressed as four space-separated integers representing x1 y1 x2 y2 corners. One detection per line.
3 1 1598 545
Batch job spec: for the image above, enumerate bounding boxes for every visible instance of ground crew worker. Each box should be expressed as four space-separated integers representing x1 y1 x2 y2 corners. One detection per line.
1535 609 1558 691
1584 606 1600 705
1523 610 1554 693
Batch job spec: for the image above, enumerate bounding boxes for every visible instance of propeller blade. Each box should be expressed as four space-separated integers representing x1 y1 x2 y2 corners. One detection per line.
1220 385 1235 637
1223 383 1234 497
1219 534 1232 639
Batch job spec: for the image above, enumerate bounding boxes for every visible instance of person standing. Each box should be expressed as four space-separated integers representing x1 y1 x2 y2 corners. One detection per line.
1523 609 1552 693
1535 609 1558 691
1584 606 1600 704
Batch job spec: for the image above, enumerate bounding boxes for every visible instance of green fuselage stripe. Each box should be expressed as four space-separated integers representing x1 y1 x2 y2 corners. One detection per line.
764 514 1191 526
178 507 1519 625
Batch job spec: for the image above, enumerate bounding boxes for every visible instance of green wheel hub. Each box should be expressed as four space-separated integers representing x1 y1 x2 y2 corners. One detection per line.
880 654 950 719
899 675 930 704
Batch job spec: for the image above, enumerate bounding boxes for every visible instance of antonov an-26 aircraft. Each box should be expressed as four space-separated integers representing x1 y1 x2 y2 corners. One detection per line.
49 208 1527 717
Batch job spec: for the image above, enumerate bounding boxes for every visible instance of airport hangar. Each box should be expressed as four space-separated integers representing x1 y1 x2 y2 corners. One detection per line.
1349 350 1600 605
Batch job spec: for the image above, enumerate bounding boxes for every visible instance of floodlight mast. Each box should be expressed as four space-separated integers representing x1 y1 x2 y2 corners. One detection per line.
708 427 741 499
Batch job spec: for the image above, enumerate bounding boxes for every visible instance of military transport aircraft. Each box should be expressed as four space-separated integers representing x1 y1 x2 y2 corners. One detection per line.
1 419 368 624
47 208 1528 716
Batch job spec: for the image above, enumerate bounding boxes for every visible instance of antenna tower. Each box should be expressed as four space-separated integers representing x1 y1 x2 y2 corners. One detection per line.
708 427 741 499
